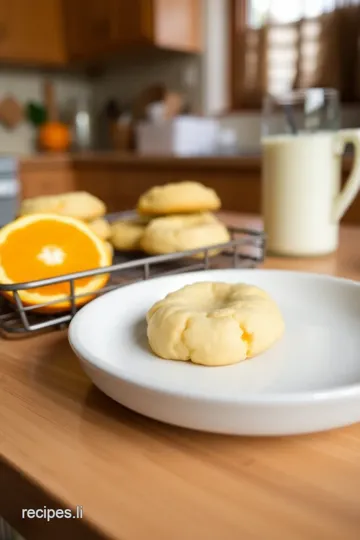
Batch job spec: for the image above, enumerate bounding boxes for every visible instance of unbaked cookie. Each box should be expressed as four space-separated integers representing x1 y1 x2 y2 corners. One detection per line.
88 218 111 241
147 282 285 366
19 191 106 221
140 213 230 256
137 181 221 215
110 220 146 251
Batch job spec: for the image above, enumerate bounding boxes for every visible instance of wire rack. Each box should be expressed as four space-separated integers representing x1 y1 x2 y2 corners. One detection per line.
0 212 265 336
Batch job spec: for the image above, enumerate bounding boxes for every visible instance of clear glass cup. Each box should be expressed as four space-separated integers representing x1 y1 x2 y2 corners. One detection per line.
261 88 360 257
262 88 340 138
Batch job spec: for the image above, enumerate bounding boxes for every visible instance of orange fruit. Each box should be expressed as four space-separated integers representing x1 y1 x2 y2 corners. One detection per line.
0 214 112 313
38 122 71 152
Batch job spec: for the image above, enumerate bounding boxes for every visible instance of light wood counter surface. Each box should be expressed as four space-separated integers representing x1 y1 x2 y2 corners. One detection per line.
1 213 360 540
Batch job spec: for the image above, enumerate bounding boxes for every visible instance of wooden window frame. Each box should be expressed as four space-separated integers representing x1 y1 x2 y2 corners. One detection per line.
229 0 254 111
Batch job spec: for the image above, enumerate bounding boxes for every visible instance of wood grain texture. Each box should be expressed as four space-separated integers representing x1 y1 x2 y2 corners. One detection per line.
63 0 119 60
1 213 360 540
0 0 65 65
63 0 201 62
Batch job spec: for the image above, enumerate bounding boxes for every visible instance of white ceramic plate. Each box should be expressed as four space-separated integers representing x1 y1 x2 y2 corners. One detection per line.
69 269 360 436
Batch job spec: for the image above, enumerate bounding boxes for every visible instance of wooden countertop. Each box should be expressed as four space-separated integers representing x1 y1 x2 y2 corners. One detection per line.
20 151 355 173
1 213 360 540
20 152 262 171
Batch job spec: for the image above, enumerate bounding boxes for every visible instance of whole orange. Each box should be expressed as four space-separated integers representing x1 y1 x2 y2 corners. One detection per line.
39 122 71 152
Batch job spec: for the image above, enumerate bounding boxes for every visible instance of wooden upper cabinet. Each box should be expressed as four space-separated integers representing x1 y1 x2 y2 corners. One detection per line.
65 0 202 61
151 0 202 52
117 0 203 52
0 0 65 65
0 0 202 66
64 0 120 59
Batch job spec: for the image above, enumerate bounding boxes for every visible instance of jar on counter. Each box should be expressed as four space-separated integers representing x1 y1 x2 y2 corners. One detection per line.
70 97 94 151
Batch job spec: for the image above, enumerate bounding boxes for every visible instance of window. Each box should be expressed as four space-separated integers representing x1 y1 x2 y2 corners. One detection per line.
230 0 360 109
248 0 339 28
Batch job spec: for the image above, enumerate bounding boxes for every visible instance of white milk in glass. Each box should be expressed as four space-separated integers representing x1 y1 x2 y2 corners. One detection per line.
262 132 341 256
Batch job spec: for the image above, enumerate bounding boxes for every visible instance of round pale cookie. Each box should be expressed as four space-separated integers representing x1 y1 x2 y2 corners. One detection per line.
19 191 106 221
147 282 285 366
105 241 114 260
137 181 221 215
110 220 146 251
87 218 111 241
140 213 230 256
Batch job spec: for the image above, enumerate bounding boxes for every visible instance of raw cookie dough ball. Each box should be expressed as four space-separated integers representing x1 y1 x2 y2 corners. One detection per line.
88 218 111 241
140 213 230 256
110 220 146 251
146 282 285 366
19 191 106 221
137 181 221 215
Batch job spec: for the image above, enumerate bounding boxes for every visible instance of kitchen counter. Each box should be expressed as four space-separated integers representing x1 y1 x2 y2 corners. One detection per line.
20 152 262 169
20 150 356 168
1 212 360 540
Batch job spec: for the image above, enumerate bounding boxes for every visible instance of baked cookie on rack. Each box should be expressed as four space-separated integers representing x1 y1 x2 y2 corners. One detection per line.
110 220 147 251
19 191 106 222
88 218 111 241
137 181 221 216
140 213 230 257
105 241 114 260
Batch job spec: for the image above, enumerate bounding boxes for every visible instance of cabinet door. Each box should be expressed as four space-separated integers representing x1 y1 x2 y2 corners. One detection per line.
64 0 119 60
153 0 202 52
0 0 65 65
115 0 149 45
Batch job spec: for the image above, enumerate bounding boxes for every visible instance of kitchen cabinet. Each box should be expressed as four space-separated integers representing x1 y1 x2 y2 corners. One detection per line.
0 0 201 66
64 0 202 61
64 0 120 59
0 0 65 65
151 0 202 52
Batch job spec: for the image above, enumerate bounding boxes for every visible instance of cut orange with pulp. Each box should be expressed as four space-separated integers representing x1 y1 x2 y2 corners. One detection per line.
0 214 112 312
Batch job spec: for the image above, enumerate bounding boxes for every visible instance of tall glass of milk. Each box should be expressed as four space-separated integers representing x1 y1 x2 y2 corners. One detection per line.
262 88 360 256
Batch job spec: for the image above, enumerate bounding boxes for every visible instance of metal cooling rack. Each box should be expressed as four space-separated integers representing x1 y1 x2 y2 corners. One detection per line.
0 212 265 336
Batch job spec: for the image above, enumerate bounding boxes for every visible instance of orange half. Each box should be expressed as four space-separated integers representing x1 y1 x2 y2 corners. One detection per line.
0 213 112 312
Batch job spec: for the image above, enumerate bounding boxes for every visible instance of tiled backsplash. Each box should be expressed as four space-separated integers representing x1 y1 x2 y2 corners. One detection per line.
0 70 91 155
0 51 202 156
91 51 202 149
92 52 201 115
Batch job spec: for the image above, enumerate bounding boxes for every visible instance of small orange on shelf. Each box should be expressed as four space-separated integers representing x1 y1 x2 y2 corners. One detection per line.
38 121 71 152
0 214 112 312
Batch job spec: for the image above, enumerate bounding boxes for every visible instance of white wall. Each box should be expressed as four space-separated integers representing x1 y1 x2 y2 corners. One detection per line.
202 0 229 115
